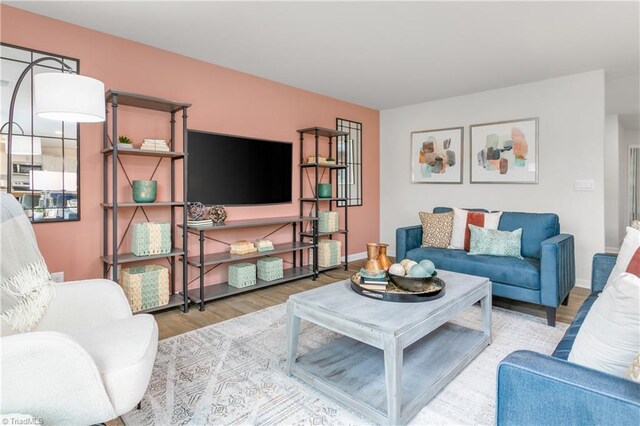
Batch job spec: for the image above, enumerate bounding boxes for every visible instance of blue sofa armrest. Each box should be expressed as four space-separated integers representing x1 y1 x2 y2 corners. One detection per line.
592 252 617 292
540 234 575 308
497 350 640 426
395 225 422 261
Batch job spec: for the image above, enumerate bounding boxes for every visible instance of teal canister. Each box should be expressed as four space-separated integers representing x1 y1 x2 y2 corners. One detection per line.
317 183 332 198
132 180 157 203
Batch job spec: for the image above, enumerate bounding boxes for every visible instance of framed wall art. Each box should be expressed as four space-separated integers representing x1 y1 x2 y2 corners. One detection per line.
410 126 463 183
470 117 538 184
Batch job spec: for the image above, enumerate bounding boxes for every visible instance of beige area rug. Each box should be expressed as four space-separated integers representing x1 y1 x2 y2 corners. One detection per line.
122 303 567 425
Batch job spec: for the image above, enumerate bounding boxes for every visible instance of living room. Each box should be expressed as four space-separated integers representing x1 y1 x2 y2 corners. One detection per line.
1 1 638 425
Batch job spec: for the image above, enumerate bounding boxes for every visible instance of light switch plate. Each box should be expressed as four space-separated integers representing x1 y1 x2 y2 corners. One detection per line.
574 180 594 191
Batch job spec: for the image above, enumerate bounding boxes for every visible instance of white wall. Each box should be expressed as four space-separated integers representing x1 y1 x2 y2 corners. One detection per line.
380 71 605 288
621 128 640 235
604 115 621 250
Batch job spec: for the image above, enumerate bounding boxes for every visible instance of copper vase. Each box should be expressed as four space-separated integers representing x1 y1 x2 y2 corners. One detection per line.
377 243 392 271
364 242 383 274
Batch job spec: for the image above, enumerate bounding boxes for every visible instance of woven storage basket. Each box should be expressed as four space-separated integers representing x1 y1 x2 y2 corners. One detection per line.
318 211 339 233
228 262 256 288
311 239 342 267
257 257 284 281
120 265 170 313
132 222 171 256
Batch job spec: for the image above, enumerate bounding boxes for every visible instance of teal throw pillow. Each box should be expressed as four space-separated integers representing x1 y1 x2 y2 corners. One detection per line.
468 225 524 259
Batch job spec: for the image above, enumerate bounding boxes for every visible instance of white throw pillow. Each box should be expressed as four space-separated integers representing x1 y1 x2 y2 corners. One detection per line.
568 272 640 377
449 207 502 250
605 226 640 290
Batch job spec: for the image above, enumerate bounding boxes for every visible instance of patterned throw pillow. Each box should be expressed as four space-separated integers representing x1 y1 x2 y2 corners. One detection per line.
632 221 640 231
627 353 640 382
449 207 502 251
419 211 454 248
468 225 524 259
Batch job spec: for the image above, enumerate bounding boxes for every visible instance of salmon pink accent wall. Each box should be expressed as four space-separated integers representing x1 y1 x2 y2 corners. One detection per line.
1 5 380 285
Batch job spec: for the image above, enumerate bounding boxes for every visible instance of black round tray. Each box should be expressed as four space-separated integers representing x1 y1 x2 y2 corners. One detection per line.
350 273 446 303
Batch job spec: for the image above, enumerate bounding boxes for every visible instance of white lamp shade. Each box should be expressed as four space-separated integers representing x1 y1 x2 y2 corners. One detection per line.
34 73 105 123
1 135 42 155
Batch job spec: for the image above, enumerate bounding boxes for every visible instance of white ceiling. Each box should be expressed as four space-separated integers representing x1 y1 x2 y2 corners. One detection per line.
7 1 640 111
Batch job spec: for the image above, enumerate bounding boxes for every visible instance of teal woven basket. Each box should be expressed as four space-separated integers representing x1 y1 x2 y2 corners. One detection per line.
132 222 171 256
318 211 339 233
228 262 256 288
257 257 284 282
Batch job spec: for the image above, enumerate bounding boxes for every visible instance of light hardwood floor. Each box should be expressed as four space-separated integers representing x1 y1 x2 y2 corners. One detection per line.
107 259 589 425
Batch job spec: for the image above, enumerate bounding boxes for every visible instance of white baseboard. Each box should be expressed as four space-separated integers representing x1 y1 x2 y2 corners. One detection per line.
605 246 620 254
343 251 367 262
575 278 590 289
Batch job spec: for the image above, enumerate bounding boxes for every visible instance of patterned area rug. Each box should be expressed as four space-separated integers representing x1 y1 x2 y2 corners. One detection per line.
123 303 567 425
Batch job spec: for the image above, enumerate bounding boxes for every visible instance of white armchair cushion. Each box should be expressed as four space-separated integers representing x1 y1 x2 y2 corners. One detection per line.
35 279 132 334
71 314 159 414
1 331 117 423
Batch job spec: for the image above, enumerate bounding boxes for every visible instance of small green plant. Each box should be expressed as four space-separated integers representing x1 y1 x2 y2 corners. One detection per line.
118 135 133 144
326 156 335 162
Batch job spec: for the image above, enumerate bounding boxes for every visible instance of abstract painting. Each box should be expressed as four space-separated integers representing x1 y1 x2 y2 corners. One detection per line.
411 126 463 183
470 118 538 184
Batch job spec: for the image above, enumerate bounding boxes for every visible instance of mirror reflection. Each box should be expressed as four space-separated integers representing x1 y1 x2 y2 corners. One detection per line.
0 43 80 222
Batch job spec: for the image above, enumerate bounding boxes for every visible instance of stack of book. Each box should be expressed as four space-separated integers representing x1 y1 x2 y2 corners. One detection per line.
255 239 274 252
359 273 389 291
186 219 212 227
230 240 257 255
141 139 170 152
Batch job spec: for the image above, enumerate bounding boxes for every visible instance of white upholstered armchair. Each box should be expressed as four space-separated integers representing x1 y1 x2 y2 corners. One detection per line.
1 194 158 424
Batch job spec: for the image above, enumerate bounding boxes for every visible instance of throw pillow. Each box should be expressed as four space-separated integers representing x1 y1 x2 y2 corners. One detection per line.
419 211 454 248
626 353 640 383
568 272 640 377
632 220 640 231
605 226 640 290
450 207 502 251
627 248 640 277
467 225 524 259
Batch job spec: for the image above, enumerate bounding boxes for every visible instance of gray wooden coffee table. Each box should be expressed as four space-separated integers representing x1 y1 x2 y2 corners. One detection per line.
285 270 491 425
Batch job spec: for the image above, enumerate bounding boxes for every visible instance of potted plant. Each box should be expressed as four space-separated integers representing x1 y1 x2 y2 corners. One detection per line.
117 135 134 150
33 206 44 220
325 156 336 165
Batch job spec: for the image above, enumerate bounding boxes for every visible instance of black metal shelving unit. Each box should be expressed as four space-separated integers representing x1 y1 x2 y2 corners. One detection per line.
297 127 350 274
102 90 191 314
179 216 317 311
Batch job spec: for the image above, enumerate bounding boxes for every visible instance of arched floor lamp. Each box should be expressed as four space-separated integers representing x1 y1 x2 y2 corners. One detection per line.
5 56 105 192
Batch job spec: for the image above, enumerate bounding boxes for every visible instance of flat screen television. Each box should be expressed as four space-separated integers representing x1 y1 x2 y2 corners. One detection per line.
187 130 292 205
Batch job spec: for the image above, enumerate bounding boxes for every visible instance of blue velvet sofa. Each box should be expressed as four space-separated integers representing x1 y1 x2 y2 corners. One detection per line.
496 254 640 425
396 207 575 326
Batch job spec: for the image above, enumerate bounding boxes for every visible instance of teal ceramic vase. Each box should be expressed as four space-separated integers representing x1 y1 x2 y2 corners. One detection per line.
318 183 332 198
132 180 157 203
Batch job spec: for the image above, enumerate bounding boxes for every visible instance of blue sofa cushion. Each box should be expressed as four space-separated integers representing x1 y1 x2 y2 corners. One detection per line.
551 292 600 360
406 247 540 290
498 212 559 259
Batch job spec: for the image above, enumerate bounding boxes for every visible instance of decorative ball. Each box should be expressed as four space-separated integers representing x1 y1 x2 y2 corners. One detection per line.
400 259 410 268
419 259 436 275
389 263 405 276
187 202 206 221
209 205 227 224
409 264 429 277
403 260 417 274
